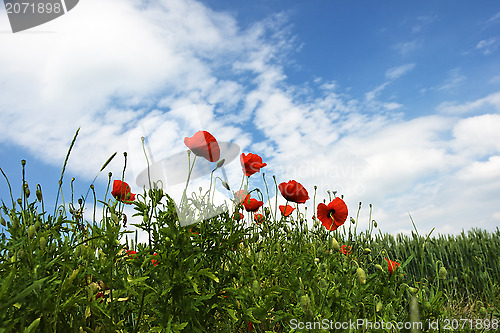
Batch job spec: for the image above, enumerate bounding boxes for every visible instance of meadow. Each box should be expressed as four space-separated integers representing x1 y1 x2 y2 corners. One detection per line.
0 130 498 332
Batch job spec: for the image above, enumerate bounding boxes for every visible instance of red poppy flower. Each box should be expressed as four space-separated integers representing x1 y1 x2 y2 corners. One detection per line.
317 197 348 231
248 321 253 331
126 250 137 259
151 252 158 266
184 130 220 162
240 153 267 177
95 292 104 304
111 180 136 204
243 196 264 212
279 204 295 217
278 180 309 204
340 245 351 255
385 258 400 274
254 213 264 224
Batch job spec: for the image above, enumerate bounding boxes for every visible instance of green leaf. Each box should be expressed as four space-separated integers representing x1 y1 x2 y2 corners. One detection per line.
23 318 41 333
196 268 219 283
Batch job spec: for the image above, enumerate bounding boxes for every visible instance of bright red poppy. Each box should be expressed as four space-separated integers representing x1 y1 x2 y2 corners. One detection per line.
385 258 400 274
243 196 264 212
340 245 351 255
240 153 267 177
278 180 309 204
316 197 348 231
111 180 136 204
279 204 295 217
184 130 220 162
151 252 159 266
254 213 264 224
126 250 138 259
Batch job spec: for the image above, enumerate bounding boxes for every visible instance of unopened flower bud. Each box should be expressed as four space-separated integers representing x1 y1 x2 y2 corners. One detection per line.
28 225 36 238
300 295 311 312
39 237 47 251
36 186 43 202
439 266 447 279
376 301 383 312
331 238 340 252
252 280 260 296
217 159 225 168
363 248 371 254
222 180 230 191
21 159 26 166
408 287 418 295
374 264 383 272
357 268 366 284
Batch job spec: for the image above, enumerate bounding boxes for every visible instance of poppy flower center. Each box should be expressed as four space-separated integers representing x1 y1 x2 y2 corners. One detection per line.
328 209 336 218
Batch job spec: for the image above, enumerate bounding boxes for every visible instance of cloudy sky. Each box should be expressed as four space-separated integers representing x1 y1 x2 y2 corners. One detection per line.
1 0 499 238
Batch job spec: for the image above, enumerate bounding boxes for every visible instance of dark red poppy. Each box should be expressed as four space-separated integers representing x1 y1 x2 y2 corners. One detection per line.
184 130 220 162
254 213 264 224
111 180 136 204
278 180 309 204
240 153 267 177
95 292 104 304
151 252 158 267
243 196 264 212
317 197 348 231
340 245 351 255
248 321 253 331
279 204 295 217
385 258 400 274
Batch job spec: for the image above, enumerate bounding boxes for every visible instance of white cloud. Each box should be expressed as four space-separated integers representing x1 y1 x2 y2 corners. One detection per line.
476 37 498 55
393 40 419 56
385 63 416 80
437 68 466 91
437 91 500 114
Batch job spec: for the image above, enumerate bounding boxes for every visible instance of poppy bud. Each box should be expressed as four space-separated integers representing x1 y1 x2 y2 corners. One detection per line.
439 266 447 279
372 220 377 228
408 287 418 295
363 248 371 254
17 198 22 206
331 238 340 252
28 225 36 238
357 267 366 284
217 159 225 168
21 159 26 166
36 187 43 202
300 295 311 312
252 280 260 296
314 258 320 265
24 184 30 198
374 264 383 272
221 180 230 191
376 301 383 312
88 282 99 294
39 237 47 251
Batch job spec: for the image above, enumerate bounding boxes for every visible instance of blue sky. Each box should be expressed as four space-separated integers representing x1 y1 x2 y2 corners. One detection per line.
1 0 499 239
